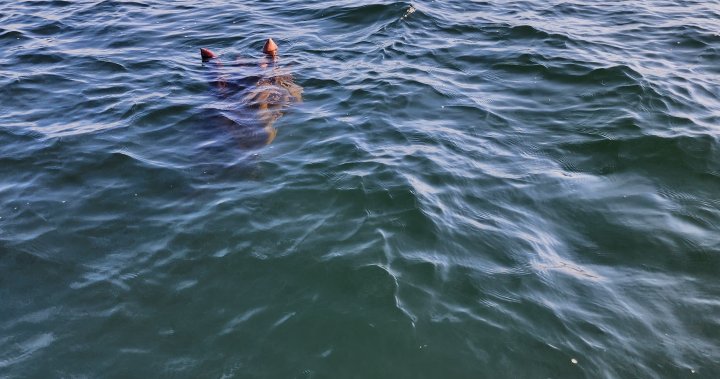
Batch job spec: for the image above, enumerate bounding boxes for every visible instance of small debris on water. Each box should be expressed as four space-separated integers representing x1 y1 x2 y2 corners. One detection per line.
571 358 578 364
401 5 416 20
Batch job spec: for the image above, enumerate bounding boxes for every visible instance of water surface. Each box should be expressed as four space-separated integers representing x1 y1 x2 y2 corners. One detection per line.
1 0 719 377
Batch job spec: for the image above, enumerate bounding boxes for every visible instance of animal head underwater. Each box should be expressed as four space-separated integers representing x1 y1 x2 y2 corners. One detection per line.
199 38 302 148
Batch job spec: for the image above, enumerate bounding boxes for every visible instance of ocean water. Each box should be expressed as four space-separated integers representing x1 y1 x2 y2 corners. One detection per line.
1 0 719 377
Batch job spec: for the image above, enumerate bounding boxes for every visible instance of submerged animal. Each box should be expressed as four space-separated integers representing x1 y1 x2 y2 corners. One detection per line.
200 38 302 148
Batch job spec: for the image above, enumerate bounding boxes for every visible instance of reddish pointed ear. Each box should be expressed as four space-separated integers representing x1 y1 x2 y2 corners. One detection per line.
200 48 218 60
262 38 278 56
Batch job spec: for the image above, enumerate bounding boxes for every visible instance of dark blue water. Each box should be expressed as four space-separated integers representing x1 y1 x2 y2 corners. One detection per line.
1 1 719 377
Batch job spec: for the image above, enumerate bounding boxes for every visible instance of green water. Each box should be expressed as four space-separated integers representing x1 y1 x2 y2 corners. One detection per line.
1 0 719 377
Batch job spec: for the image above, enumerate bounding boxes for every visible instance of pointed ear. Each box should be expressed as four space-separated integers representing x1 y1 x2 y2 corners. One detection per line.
262 38 278 55
200 48 218 60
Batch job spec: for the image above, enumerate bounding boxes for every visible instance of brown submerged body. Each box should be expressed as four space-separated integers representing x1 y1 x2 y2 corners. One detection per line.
242 72 303 141
201 38 302 146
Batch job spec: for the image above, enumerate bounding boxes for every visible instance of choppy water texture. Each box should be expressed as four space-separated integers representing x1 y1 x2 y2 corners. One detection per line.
1 0 719 377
